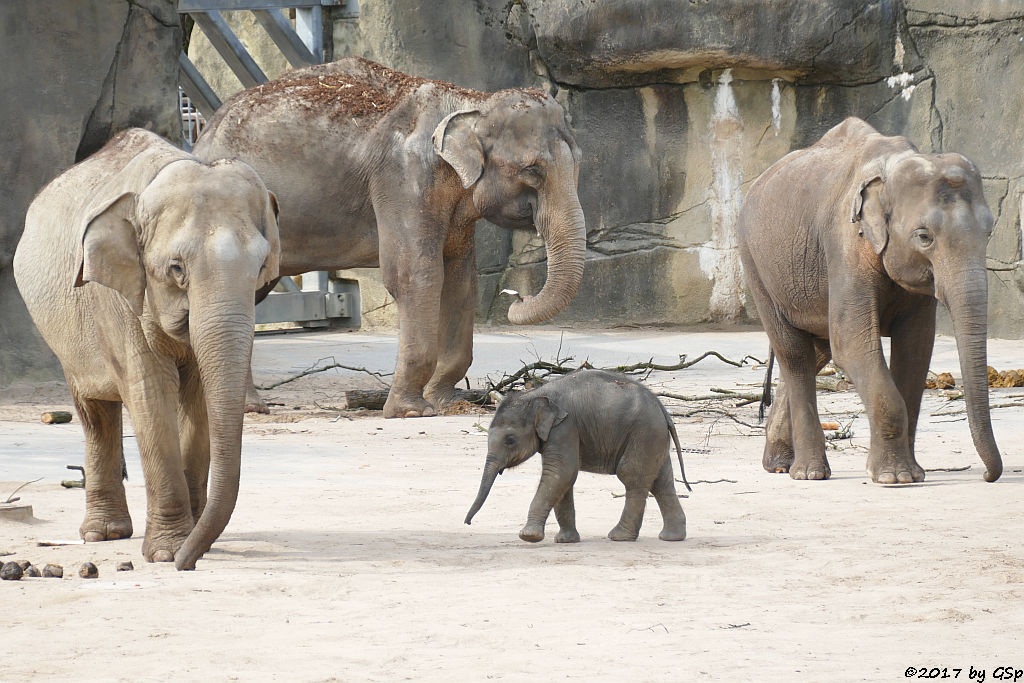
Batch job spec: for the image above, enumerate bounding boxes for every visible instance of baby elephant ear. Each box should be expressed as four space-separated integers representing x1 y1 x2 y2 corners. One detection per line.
432 109 483 189
532 396 568 442
75 192 146 316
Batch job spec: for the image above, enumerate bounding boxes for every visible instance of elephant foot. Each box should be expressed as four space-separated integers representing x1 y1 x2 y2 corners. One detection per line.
607 524 639 542
519 523 545 543
244 383 270 414
383 393 436 419
658 520 687 542
424 383 457 412
763 441 795 474
789 456 831 481
141 519 194 563
867 454 925 484
80 513 133 542
555 528 580 543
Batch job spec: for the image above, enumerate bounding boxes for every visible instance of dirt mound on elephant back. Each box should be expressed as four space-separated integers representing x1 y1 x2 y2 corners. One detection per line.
242 57 496 121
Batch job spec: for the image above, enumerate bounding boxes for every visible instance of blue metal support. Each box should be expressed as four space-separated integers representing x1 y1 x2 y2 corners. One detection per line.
251 9 318 67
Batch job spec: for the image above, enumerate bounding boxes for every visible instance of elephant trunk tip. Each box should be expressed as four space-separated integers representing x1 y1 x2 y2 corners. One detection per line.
984 464 1002 483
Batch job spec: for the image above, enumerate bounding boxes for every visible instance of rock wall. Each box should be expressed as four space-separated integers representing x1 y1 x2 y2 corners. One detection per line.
342 0 1024 335
0 1 181 386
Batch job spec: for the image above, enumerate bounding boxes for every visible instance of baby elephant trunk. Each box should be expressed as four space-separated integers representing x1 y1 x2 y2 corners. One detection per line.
465 459 501 525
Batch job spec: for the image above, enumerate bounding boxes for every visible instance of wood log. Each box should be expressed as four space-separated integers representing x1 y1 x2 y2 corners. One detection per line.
344 389 491 411
41 411 72 424
816 376 851 392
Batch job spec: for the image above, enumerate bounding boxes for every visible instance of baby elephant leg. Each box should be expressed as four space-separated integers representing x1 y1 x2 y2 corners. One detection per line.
649 457 686 541
609 456 653 541
553 487 580 543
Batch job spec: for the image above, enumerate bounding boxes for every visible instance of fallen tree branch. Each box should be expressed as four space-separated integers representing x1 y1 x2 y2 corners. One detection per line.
669 409 765 430
343 389 489 411
257 357 392 390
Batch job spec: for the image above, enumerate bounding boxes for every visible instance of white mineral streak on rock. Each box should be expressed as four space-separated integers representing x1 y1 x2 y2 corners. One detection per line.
886 72 916 101
770 78 782 135
894 34 905 70
703 69 746 320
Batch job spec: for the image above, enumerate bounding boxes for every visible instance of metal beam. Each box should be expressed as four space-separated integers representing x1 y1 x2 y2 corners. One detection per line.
177 52 223 115
191 10 268 89
251 9 317 68
180 0 340 11
295 6 323 62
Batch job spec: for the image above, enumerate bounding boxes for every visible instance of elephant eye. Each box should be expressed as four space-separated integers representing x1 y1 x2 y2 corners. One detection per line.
504 434 517 447
913 228 934 248
168 261 186 283
520 165 544 183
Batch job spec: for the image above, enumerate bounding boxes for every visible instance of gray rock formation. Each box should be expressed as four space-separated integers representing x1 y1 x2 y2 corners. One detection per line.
340 0 1024 334
0 1 181 385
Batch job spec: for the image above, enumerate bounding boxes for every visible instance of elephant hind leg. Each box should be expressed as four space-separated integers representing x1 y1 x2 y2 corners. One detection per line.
763 338 832 474
553 487 580 543
650 457 686 541
75 394 133 542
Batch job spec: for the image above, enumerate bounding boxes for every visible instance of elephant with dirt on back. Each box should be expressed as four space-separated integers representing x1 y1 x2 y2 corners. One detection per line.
14 128 281 569
738 117 1001 484
192 57 587 419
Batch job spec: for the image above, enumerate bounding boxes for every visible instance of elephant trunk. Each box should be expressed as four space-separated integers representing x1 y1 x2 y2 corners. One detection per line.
507 144 586 325
465 458 501 525
938 267 1002 482
174 302 255 569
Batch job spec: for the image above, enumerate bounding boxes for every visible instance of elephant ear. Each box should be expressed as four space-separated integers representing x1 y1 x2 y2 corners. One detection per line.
432 109 484 189
258 191 282 289
75 192 146 316
852 176 889 255
532 396 569 442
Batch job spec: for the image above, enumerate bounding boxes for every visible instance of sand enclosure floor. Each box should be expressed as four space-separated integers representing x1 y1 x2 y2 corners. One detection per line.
2 328 1023 681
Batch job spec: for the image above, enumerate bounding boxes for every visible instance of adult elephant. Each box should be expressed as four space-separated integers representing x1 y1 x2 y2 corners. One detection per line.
14 129 280 569
739 117 1002 484
193 57 586 418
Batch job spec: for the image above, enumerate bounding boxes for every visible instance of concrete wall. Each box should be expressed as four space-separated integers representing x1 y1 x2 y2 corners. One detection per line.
0 1 182 386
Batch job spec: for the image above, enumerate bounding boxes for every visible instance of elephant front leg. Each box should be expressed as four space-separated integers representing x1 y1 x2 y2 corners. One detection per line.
75 394 134 542
832 315 921 484
178 364 210 522
424 247 476 412
123 370 196 562
521 448 578 542
888 299 936 480
378 222 444 418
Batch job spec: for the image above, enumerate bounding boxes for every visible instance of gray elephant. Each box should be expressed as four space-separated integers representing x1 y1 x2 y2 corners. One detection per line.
738 117 1001 484
192 57 586 418
465 369 690 543
13 128 281 570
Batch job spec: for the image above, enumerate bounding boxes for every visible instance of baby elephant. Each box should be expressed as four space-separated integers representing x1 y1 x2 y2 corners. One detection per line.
465 369 691 543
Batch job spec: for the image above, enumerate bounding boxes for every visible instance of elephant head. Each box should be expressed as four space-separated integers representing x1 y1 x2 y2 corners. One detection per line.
465 392 568 524
433 91 586 325
76 157 281 568
852 151 1002 481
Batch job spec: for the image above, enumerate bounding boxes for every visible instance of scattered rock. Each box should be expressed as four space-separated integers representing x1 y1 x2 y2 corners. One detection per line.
17 560 31 571
1 561 24 580
78 562 98 579
42 564 64 578
24 564 41 578
116 561 134 572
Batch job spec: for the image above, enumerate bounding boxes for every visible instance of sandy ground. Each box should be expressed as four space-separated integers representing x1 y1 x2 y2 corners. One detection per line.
2 327 1024 682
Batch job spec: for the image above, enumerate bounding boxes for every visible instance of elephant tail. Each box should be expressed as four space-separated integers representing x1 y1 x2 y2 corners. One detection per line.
759 349 775 422
662 405 691 493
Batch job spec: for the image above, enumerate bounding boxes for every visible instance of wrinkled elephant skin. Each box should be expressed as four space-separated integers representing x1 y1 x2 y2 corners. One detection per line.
14 129 281 569
192 57 587 418
465 369 690 542
738 117 1002 484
